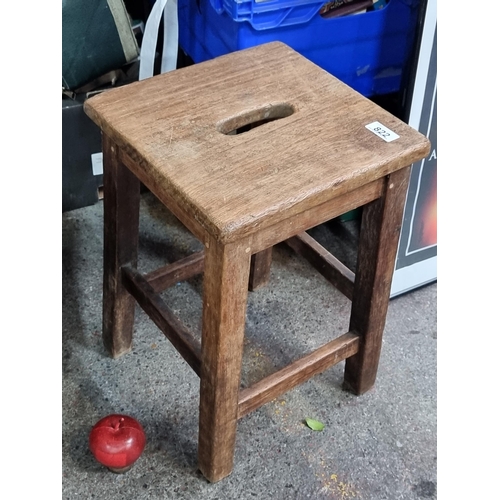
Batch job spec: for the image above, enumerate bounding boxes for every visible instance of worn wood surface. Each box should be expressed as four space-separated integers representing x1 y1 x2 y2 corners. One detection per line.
84 42 430 245
90 42 432 482
248 248 273 291
286 232 355 300
198 237 251 482
102 134 141 358
344 167 412 395
143 245 269 294
246 178 384 255
238 332 360 419
144 250 204 293
122 266 202 375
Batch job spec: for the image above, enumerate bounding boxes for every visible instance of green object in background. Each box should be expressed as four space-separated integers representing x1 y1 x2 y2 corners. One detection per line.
62 0 139 90
336 208 362 222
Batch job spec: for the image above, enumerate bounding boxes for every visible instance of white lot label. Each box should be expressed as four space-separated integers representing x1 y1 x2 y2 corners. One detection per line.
365 121 400 142
91 152 103 176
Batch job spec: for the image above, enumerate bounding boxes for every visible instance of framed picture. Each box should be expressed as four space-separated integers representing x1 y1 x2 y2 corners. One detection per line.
391 0 437 297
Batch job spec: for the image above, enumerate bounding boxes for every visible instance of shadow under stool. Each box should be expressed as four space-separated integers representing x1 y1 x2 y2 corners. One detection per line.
84 42 430 482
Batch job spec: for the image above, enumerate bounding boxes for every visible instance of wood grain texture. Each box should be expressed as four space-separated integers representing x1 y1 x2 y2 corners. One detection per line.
245 178 384 255
286 232 355 300
102 134 141 358
90 43 433 482
238 332 360 419
144 250 204 293
344 167 411 395
84 42 430 244
198 238 251 482
248 248 273 291
119 149 206 243
121 266 202 375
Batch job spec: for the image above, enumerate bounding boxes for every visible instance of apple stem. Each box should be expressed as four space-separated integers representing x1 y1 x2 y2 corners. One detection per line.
113 417 125 431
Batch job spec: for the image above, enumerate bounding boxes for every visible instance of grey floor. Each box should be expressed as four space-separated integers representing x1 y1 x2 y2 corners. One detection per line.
62 192 437 499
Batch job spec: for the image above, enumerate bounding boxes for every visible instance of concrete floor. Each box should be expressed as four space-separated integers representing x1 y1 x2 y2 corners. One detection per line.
62 192 437 499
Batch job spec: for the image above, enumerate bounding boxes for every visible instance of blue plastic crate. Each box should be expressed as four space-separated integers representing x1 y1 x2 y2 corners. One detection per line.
178 0 421 97
211 0 326 30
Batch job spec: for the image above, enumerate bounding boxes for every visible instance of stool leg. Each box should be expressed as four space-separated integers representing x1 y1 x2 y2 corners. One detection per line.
344 167 411 395
198 238 251 482
248 247 273 291
102 134 141 358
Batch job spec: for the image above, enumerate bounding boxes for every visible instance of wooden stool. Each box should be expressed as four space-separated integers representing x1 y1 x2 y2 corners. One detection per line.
84 42 430 482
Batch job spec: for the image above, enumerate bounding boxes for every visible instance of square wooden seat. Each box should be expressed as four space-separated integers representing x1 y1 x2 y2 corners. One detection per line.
84 42 430 482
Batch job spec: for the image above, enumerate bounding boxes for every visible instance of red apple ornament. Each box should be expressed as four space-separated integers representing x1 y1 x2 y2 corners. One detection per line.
89 414 146 473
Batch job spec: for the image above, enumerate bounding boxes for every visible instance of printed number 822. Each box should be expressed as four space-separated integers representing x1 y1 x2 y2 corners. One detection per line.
373 127 391 138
